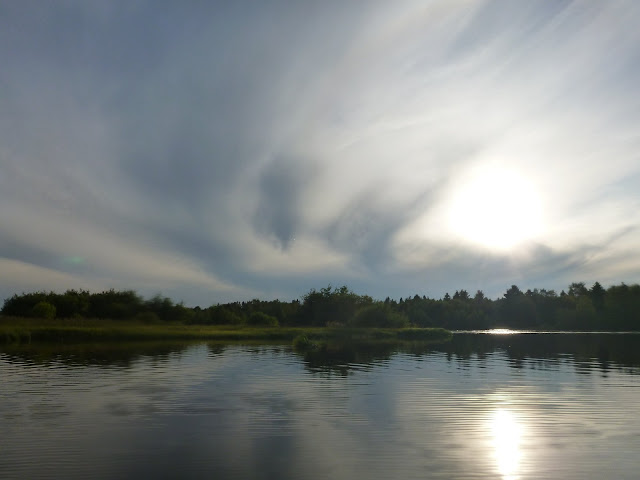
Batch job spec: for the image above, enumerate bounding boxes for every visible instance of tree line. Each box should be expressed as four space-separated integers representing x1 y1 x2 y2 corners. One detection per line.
2 282 640 330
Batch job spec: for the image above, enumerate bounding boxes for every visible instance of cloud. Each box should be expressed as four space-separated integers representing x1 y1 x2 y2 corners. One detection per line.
0 258 102 296
253 156 313 249
1 1 640 304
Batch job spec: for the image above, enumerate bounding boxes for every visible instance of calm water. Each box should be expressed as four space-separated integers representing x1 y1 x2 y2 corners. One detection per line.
1 332 639 479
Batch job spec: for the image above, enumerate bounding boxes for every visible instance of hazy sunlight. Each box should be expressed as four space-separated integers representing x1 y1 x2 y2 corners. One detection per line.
448 169 543 251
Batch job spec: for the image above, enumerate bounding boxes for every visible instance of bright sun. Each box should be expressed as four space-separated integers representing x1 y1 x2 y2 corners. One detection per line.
447 168 543 250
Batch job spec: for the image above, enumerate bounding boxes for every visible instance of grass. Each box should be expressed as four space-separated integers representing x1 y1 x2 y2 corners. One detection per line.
0 316 452 346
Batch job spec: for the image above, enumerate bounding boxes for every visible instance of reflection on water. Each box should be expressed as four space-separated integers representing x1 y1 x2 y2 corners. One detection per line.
486 328 520 335
490 408 522 480
1 333 640 480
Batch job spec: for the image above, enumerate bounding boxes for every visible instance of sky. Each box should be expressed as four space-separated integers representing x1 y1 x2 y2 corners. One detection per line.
1 1 640 307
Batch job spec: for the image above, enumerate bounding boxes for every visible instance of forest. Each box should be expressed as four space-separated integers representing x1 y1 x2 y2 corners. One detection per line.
2 282 640 331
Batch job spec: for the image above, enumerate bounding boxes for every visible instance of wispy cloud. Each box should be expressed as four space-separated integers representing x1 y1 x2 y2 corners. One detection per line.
1 1 639 304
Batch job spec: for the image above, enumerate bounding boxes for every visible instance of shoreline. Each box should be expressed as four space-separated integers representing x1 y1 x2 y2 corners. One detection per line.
0 317 452 345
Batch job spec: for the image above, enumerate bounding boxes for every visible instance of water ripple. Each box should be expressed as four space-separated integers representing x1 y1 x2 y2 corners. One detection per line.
1 335 639 479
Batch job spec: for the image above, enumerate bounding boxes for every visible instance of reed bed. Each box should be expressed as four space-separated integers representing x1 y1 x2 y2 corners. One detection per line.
0 316 451 345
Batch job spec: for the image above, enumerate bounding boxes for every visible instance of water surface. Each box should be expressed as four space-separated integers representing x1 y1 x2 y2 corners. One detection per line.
1 333 639 479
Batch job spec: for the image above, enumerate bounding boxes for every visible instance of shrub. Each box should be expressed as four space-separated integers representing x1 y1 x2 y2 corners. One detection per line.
134 311 161 324
31 301 56 319
292 334 315 350
247 312 279 327
209 306 244 325
349 304 409 328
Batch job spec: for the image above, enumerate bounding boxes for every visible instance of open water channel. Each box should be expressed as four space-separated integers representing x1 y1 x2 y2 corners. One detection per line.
1 331 639 479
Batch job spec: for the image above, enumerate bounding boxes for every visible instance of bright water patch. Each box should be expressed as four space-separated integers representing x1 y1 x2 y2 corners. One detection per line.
1 334 639 479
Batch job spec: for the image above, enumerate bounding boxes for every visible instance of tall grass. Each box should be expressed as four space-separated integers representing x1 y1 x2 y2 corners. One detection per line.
0 316 451 345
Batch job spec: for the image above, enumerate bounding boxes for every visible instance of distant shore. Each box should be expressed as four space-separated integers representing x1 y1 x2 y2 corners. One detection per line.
0 316 452 345
4 282 640 333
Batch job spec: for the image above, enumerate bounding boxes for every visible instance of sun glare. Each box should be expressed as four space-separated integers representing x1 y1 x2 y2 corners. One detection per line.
447 168 543 251
490 408 523 480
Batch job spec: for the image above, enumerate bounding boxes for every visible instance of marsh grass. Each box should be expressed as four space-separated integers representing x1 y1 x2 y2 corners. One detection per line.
0 316 451 346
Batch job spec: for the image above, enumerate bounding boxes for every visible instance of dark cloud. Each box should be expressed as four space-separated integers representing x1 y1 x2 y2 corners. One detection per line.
323 184 438 273
253 157 312 249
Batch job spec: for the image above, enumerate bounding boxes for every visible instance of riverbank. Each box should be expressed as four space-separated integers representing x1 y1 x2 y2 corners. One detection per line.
0 316 452 345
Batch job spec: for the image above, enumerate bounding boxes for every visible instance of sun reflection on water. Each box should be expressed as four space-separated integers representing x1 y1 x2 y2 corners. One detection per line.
489 328 518 335
490 408 523 480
